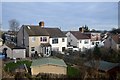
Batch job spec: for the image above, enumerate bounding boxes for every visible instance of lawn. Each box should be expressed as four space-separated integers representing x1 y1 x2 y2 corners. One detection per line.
67 65 80 77
4 60 32 72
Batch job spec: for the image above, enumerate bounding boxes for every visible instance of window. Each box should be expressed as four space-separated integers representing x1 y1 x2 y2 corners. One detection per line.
32 37 36 42
31 47 35 51
62 38 65 42
84 40 89 44
52 38 58 44
80 40 81 43
96 42 99 44
62 47 65 52
40 37 47 42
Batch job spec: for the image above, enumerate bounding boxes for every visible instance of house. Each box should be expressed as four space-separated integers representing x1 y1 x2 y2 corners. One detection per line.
0 43 26 59
17 21 67 57
84 31 102 48
85 60 119 79
104 34 120 50
43 28 67 54
3 31 17 45
66 31 91 51
30 58 67 75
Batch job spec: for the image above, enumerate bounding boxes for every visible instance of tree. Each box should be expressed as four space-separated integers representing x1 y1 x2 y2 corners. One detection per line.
9 19 20 31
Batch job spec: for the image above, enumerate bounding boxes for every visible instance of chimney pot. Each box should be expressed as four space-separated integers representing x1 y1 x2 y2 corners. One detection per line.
39 21 44 28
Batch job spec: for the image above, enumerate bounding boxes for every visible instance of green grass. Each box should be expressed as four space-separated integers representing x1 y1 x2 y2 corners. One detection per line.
4 60 32 72
67 65 80 77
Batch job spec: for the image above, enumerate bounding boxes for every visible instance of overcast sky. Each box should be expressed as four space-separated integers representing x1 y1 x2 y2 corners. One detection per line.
1 2 119 31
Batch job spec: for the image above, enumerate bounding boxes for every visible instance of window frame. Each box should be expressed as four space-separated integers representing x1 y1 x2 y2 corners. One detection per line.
52 38 58 44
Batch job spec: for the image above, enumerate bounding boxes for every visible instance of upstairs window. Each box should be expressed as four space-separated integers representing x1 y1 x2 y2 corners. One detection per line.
84 40 89 44
40 37 47 42
32 37 36 42
52 38 58 44
80 40 81 43
92 42 94 45
62 38 65 42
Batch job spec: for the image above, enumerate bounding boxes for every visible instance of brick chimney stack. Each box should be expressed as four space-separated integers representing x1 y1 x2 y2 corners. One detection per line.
79 27 84 33
39 21 44 28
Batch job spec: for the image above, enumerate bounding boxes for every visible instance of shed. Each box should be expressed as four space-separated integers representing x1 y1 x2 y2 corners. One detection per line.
0 44 26 59
85 60 119 79
31 58 67 75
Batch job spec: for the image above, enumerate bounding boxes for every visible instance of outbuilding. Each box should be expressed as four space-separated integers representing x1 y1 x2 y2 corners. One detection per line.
31 58 67 75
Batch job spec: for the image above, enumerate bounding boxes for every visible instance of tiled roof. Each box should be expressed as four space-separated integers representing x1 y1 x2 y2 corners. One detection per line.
112 34 120 44
43 28 66 38
24 25 49 36
31 58 67 67
24 25 66 37
85 60 119 72
70 31 90 39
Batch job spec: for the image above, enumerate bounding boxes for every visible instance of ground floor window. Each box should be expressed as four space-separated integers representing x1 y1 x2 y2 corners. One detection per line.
62 47 65 52
31 47 35 51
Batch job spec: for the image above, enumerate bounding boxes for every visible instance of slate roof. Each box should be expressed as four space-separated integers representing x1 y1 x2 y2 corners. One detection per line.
112 34 120 44
23 25 66 37
43 28 66 38
85 60 119 72
70 31 90 39
31 58 67 67
24 25 49 36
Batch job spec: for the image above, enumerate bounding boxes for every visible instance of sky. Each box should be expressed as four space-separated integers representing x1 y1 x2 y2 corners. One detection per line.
1 2 119 31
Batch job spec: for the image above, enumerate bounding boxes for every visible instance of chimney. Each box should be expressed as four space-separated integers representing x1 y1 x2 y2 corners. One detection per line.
39 21 44 28
79 27 84 33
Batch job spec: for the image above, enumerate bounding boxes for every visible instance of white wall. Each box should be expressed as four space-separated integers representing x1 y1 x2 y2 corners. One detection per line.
0 45 12 58
49 37 67 53
78 39 91 51
12 49 26 58
66 32 77 47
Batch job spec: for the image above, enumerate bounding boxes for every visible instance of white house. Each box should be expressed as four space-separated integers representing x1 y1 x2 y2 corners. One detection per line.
44 28 67 54
66 31 91 51
104 34 120 50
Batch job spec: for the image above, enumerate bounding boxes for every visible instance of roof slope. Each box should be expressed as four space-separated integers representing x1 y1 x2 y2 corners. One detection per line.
23 25 66 37
43 28 66 38
24 25 49 36
70 31 90 39
31 58 67 67
85 60 118 72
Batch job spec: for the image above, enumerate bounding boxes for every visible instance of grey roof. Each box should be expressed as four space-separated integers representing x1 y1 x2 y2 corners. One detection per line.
70 31 90 39
23 25 66 37
43 28 66 38
85 60 119 72
31 58 67 67
24 25 49 36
